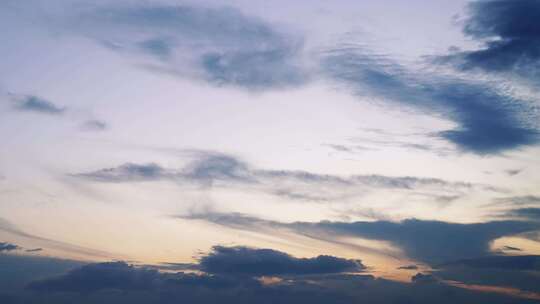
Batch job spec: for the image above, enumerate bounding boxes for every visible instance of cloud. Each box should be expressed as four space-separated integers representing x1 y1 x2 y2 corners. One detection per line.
411 273 438 284
0 254 84 293
433 255 540 295
442 0 540 80
440 255 540 271
322 48 539 154
74 152 489 202
501 246 522 252
198 245 365 276
27 261 162 293
20 254 540 303
0 217 114 259
182 211 540 265
505 169 523 176
504 208 540 222
0 242 20 252
12 95 65 115
398 265 419 270
81 119 107 131
67 4 307 90
25 248 43 253
76 163 169 182
491 195 540 207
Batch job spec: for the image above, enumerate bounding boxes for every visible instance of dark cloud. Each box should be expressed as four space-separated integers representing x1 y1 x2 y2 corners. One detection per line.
442 0 540 80
182 211 540 265
434 255 540 295
81 120 107 131
411 273 438 284
18 254 540 304
74 152 488 203
0 242 20 252
199 246 365 276
398 265 419 270
322 48 539 154
504 208 540 222
0 254 84 293
12 95 65 115
440 255 540 271
290 219 538 265
27 261 162 293
501 246 522 252
70 4 307 90
25 248 43 253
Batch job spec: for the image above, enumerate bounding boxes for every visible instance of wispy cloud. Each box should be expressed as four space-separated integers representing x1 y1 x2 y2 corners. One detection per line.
0 217 114 259
12 95 65 115
74 151 489 203
322 47 539 154
64 4 308 90
81 119 107 131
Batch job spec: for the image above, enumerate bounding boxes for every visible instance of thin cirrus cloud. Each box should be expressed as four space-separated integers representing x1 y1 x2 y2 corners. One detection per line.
73 151 487 203
489 195 540 207
0 217 113 260
81 119 107 131
180 211 540 265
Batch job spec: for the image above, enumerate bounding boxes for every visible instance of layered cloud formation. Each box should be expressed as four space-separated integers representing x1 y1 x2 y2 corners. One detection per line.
182 211 540 265
0 246 537 304
74 151 489 203
1 1 540 303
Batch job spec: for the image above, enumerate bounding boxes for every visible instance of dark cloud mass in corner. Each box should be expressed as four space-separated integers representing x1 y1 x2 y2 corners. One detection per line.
446 0 540 80
199 246 365 276
13 95 65 115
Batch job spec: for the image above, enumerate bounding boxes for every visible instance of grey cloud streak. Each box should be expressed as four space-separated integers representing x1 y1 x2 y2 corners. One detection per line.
74 152 492 203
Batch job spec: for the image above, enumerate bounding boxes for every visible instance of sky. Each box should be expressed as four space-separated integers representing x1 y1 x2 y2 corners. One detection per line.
1 0 540 303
